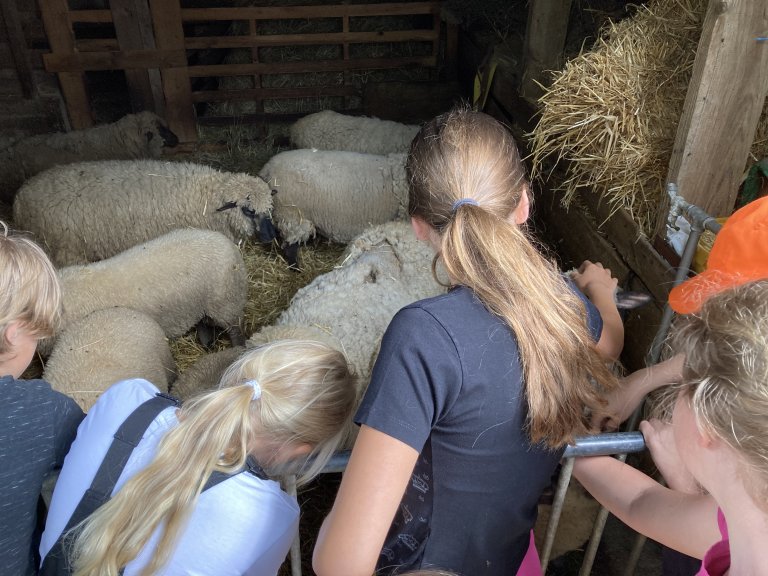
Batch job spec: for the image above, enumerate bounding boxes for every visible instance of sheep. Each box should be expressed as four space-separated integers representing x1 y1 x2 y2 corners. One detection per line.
171 346 245 402
43 307 176 411
259 149 408 265
0 111 178 204
13 159 275 266
289 110 420 155
247 221 445 445
39 228 248 357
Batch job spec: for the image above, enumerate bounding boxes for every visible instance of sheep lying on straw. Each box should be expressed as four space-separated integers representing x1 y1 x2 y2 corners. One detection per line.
44 307 176 411
13 159 275 266
41 229 248 356
290 110 420 155
0 112 178 204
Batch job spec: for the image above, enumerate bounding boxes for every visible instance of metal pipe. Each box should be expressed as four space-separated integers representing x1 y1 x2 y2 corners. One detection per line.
315 432 646 476
540 458 575 572
284 474 302 576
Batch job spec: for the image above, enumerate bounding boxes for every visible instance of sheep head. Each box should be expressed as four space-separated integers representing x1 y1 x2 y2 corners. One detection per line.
215 172 276 244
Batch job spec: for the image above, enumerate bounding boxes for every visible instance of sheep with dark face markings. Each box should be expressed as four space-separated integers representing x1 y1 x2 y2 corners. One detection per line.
259 149 407 264
38 228 248 357
289 110 419 155
0 111 178 204
13 159 275 266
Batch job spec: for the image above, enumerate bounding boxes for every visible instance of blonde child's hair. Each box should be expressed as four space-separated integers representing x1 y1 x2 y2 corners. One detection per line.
670 279 768 502
0 221 60 352
70 339 358 576
406 107 617 447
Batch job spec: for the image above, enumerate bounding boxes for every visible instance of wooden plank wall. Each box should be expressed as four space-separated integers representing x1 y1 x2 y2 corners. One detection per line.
39 1 446 142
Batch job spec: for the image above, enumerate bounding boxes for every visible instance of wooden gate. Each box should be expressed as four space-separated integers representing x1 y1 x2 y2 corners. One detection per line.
39 0 447 143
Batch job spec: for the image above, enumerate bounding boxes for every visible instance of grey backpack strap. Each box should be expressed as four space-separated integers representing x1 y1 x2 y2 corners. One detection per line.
40 393 179 575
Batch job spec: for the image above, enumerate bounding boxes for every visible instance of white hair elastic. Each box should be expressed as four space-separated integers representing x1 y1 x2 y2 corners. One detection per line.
245 379 262 400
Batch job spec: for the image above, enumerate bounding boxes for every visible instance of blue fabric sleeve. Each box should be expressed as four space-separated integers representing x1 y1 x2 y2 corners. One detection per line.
566 277 603 342
355 306 462 453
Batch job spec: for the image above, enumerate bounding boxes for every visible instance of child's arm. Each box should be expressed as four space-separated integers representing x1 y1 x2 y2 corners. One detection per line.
570 260 624 361
599 354 685 429
572 455 720 559
313 425 420 576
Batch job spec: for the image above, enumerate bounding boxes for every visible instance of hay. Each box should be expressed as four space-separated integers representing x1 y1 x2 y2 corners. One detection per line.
529 0 714 236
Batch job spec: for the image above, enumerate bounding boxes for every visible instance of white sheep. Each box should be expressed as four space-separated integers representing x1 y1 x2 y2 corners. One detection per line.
289 110 420 155
40 228 248 356
259 149 408 263
0 112 178 204
249 220 445 405
13 159 275 266
43 307 176 411
171 346 245 402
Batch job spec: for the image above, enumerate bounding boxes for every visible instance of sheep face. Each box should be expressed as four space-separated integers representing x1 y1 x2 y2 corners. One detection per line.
215 172 276 244
130 111 179 157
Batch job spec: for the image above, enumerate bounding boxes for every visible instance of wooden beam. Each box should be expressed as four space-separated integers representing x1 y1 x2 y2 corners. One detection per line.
38 0 93 128
520 0 572 105
191 86 358 103
111 0 164 114
149 0 196 142
0 0 35 98
180 2 440 22
188 56 436 77
667 0 768 217
44 49 187 72
191 30 437 49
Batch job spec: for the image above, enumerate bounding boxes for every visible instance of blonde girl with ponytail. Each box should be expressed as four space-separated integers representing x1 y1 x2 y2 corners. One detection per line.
40 339 357 575
314 107 621 576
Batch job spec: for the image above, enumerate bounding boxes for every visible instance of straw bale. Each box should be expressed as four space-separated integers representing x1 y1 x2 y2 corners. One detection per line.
530 0 722 236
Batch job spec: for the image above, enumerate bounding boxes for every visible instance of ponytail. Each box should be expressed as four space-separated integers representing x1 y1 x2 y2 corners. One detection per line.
408 107 616 447
443 208 616 445
71 340 357 575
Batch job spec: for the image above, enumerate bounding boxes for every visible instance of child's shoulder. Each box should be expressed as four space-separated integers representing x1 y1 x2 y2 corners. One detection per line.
1 374 62 403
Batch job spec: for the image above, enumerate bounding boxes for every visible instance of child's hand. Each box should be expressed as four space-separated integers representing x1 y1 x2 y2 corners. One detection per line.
640 419 701 494
571 260 618 301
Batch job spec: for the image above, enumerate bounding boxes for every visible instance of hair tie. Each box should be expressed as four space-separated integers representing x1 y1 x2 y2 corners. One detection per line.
245 379 262 400
451 198 478 213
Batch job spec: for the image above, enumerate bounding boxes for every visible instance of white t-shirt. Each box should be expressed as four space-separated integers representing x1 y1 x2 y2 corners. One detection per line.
40 378 299 576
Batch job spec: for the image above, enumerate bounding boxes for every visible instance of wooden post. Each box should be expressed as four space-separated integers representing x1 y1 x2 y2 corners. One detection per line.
149 0 196 142
111 0 165 114
667 0 768 217
39 0 93 128
520 0 572 105
1 0 35 98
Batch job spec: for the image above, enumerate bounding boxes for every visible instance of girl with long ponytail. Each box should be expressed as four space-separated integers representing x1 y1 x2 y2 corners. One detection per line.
314 107 622 576
39 339 357 575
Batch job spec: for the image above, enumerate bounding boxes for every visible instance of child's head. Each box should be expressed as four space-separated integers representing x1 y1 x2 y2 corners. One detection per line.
406 106 529 231
0 222 60 363
216 339 359 483
404 107 616 447
669 195 768 314
670 279 768 501
71 339 357 574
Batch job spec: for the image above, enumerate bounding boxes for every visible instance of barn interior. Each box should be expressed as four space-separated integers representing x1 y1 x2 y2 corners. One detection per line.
2 0 767 574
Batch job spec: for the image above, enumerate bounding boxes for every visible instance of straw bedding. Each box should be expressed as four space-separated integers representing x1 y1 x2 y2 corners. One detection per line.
529 0 768 237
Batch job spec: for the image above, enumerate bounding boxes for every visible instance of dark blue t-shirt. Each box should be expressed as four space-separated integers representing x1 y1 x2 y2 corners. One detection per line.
356 283 602 575
0 376 83 576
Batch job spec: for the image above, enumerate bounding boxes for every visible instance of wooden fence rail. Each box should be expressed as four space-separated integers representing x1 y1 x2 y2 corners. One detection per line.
39 0 447 142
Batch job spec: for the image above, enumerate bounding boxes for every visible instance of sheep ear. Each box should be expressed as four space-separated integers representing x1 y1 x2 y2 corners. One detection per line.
216 201 238 212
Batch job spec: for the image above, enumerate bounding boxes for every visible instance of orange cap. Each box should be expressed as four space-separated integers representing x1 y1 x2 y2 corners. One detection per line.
668 196 768 315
